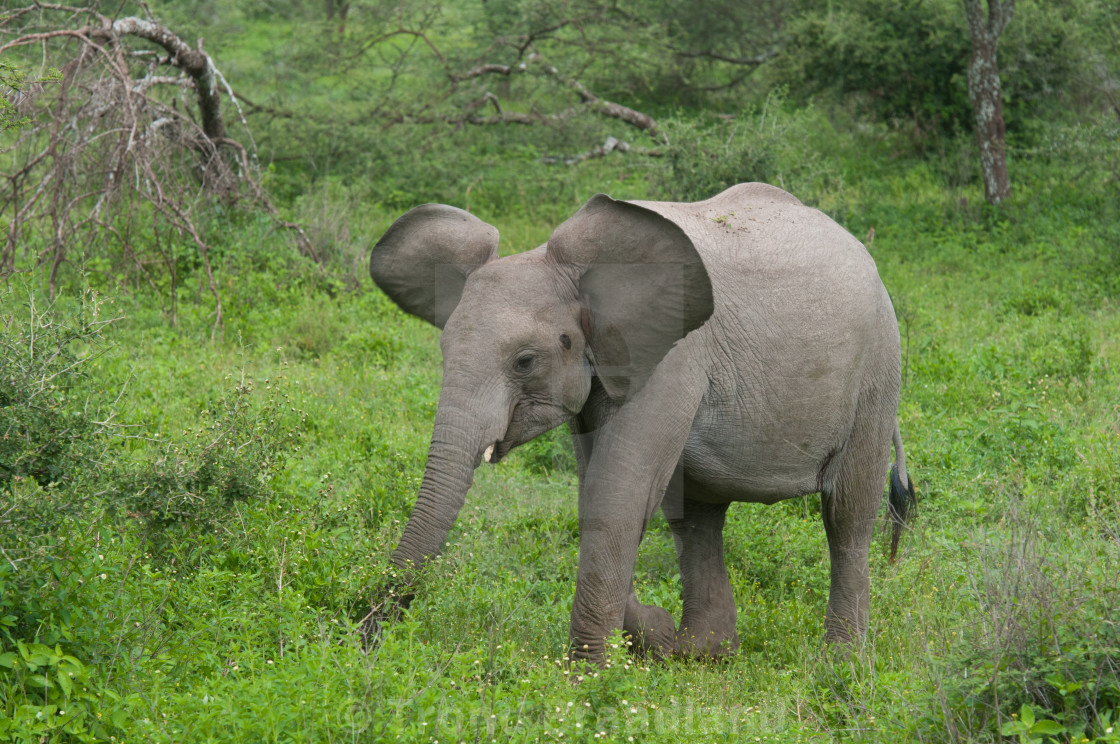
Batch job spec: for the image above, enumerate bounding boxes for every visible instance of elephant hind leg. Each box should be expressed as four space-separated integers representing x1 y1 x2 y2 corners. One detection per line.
821 401 893 644
669 494 739 658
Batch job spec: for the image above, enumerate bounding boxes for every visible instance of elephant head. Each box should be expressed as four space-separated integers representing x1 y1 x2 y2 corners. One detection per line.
367 196 713 600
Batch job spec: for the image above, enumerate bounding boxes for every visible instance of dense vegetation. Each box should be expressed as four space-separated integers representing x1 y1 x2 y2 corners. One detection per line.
2 0 1119 741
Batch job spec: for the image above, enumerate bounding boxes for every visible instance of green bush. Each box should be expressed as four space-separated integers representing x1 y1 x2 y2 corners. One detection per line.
0 279 120 579
0 632 140 744
653 92 840 203
109 368 305 528
0 280 116 492
767 0 1116 141
768 0 970 136
0 279 141 743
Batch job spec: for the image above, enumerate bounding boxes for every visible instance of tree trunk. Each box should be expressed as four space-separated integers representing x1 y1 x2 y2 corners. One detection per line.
963 0 1014 205
338 2 349 36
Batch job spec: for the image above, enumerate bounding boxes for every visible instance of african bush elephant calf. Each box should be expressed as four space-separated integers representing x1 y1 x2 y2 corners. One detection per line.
367 182 915 663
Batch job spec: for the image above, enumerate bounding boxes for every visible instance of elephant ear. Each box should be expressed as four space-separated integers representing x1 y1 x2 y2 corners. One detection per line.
370 204 500 329
547 194 713 401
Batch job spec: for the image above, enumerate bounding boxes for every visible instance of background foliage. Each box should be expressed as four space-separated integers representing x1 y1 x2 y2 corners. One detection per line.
2 0 1119 741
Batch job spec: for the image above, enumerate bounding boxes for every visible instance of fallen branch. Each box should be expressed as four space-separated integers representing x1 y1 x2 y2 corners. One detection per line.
541 136 663 165
442 51 662 136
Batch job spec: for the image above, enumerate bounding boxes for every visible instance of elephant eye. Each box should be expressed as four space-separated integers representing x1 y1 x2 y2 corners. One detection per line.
559 333 571 350
513 353 536 374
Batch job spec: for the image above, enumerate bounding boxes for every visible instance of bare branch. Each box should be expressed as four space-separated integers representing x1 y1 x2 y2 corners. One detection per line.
1 3 318 326
95 17 226 141
454 63 515 81
541 136 662 165
132 75 190 93
673 47 779 67
232 91 297 120
536 58 659 135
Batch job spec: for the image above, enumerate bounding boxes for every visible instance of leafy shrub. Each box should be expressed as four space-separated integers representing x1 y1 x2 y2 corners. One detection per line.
109 369 305 528
0 279 120 577
769 0 971 137
0 280 116 491
513 426 577 477
768 0 1115 140
1021 115 1120 193
924 507 1120 743
653 92 839 203
0 633 139 743
0 279 142 743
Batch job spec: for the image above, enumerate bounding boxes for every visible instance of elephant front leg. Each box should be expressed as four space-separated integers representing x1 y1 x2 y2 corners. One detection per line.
570 409 674 659
623 590 676 658
569 508 645 662
569 524 676 662
567 359 708 664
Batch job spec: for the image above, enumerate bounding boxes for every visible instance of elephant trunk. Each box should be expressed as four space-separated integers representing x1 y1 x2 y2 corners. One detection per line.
387 390 504 606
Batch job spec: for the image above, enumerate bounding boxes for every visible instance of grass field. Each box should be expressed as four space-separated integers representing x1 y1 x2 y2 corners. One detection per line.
2 145 1119 742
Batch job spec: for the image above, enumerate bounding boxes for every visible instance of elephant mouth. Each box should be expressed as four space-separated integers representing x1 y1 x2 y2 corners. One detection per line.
480 405 571 467
483 439 511 465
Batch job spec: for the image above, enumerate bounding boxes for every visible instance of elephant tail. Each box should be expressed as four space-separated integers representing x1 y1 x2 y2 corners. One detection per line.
888 424 916 563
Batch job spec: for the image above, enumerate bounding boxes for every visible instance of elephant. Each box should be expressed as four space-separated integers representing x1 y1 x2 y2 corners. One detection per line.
366 182 915 663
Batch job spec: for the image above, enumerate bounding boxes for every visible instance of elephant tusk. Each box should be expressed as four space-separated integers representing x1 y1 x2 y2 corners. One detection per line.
483 444 494 463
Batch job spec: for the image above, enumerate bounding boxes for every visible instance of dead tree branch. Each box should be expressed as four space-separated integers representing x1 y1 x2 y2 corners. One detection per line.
535 57 659 135
1 4 317 339
673 48 779 67
91 16 226 140
406 48 662 137
541 135 662 165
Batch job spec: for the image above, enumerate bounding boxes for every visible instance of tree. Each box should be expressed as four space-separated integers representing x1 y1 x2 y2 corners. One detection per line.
227 0 788 190
769 0 971 138
963 0 1015 204
1 4 310 335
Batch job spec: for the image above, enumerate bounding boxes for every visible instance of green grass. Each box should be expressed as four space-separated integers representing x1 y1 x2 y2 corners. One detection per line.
3 152 1119 743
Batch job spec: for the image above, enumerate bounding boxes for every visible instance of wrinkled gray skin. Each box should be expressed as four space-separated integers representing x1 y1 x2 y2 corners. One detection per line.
368 183 912 663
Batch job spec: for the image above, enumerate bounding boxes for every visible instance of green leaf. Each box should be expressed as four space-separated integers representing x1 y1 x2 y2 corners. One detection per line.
1021 704 1036 728
27 673 53 689
0 651 17 668
1001 720 1027 735
56 668 73 697
1029 720 1065 735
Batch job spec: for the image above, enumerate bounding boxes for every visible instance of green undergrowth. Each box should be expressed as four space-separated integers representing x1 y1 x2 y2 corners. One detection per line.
2 154 1119 742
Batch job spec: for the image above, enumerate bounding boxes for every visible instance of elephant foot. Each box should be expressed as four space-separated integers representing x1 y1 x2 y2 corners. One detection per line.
823 599 868 648
358 592 410 651
623 595 676 659
675 615 740 659
823 618 865 648
359 611 384 650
